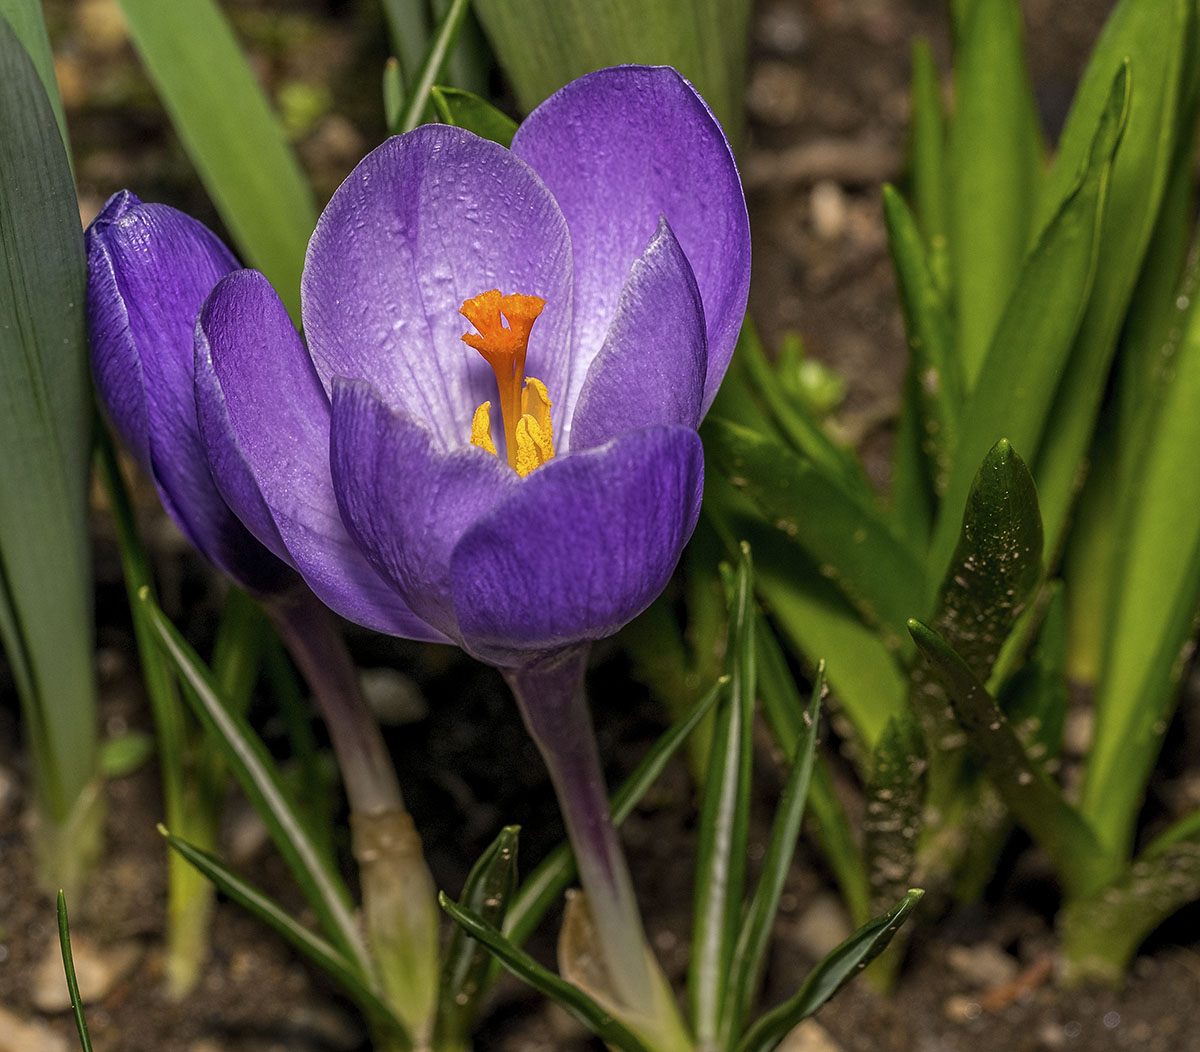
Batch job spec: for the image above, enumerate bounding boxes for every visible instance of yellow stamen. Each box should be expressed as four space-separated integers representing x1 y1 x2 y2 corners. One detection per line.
461 290 555 475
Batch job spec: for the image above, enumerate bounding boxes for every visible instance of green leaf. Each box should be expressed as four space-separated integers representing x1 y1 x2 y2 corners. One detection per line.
430 86 517 147
926 65 1127 599
998 583 1068 767
705 475 908 748
440 893 654 1052
472 0 751 143
98 732 155 778
862 714 926 914
882 184 960 496
704 418 924 649
161 827 408 1044
57 892 94 1052
906 37 948 246
435 826 520 1049
113 0 317 316
907 619 1103 897
0 15 98 835
724 665 824 1044
0 2 68 152
503 674 726 947
688 546 755 1047
137 590 373 983
1080 259 1200 862
1032 0 1195 554
395 0 472 134
946 0 1043 387
735 890 924 1052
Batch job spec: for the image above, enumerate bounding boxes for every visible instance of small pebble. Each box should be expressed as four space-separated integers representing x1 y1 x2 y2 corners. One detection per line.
360 667 428 726
777 1020 845 1052
31 932 141 1012
0 1006 68 1052
810 181 849 241
945 942 1020 988
793 891 852 959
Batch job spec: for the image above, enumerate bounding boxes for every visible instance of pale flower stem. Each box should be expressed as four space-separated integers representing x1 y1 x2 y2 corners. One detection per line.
503 646 656 1016
264 585 403 816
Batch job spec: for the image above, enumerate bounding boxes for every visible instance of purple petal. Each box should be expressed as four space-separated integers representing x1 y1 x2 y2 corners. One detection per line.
330 379 516 640
449 426 704 664
302 126 574 449
511 66 750 414
567 217 706 451
195 270 445 641
86 192 289 593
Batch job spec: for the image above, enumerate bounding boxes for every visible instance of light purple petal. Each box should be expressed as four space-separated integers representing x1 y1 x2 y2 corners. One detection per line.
330 379 516 640
511 65 750 414
567 217 706 451
195 270 445 641
302 125 574 450
86 192 290 594
449 426 704 665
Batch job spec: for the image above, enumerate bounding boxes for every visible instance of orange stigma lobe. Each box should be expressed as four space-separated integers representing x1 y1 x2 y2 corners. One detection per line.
460 290 553 475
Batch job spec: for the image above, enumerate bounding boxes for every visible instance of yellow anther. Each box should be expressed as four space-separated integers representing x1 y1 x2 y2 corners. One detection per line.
470 401 496 455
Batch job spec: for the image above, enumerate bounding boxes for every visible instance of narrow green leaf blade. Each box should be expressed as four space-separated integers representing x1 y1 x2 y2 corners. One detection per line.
113 0 317 314
57 892 94 1052
138 591 373 982
725 666 824 1043
704 418 924 647
689 547 755 1046
396 0 472 134
907 619 1103 896
430 86 517 147
907 37 947 245
440 894 654 1052
0 14 97 824
435 826 520 1049
0 2 68 150
735 890 924 1052
927 66 1127 597
862 714 926 915
946 0 1043 387
161 827 407 1043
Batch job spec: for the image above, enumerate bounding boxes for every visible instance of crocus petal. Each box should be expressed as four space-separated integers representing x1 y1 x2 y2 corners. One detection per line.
86 191 290 594
511 65 750 414
302 125 574 450
449 426 704 664
567 216 706 451
330 379 516 639
195 270 445 641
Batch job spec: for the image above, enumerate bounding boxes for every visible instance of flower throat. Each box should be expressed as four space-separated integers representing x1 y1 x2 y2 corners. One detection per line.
460 290 554 477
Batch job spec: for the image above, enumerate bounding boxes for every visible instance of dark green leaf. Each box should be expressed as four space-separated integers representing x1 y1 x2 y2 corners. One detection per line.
113 0 317 316
863 714 926 914
430 86 517 146
907 619 1103 897
688 546 755 1046
57 892 94 1052
735 890 924 1052
396 0 472 134
0 15 97 832
440 893 654 1052
0 2 68 151
435 826 520 1048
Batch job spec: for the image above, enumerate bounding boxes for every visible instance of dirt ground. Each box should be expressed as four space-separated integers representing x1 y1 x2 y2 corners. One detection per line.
5 0 1200 1050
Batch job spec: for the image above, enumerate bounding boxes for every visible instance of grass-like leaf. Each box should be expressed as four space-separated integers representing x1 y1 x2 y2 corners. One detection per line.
688 546 755 1045
907 619 1104 897
395 0 472 134
435 826 520 1049
862 714 926 915
440 893 654 1052
735 890 924 1052
138 590 373 982
926 64 1127 596
0 2 68 150
946 0 1042 386
0 14 98 887
906 37 948 246
724 664 824 1044
431 86 518 146
704 418 924 648
57 892 93 1052
113 0 317 315
161 827 408 1044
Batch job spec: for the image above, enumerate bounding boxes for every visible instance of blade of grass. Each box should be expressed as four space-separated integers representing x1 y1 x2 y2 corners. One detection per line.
138 589 373 984
113 0 317 316
395 0 472 134
688 546 755 1046
430 86 517 147
907 37 947 246
441 894 654 1052
724 665 824 1043
735 890 924 1052
57 892 93 1052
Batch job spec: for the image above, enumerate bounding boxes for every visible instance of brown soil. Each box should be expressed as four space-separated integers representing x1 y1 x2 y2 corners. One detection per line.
5 1 1200 1051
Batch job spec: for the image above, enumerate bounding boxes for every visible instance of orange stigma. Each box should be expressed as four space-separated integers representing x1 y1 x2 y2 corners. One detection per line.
460 290 554 476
